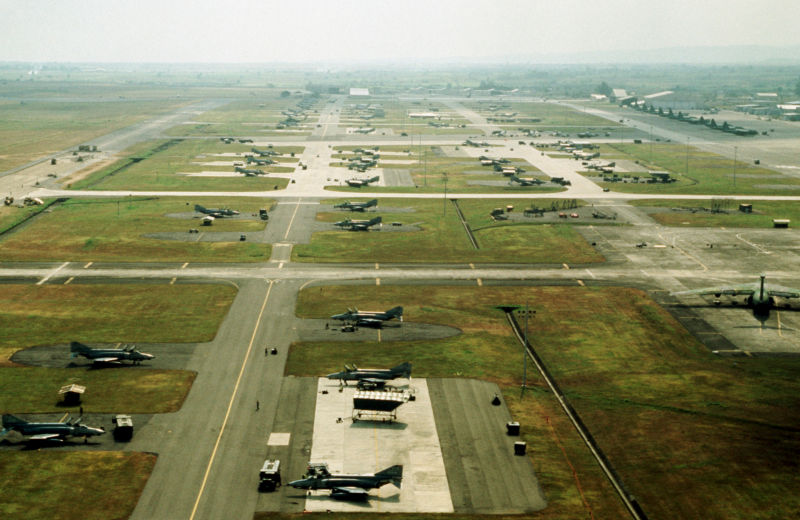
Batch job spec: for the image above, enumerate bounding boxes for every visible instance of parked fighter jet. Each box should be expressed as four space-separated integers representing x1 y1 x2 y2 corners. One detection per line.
509 174 545 186
1 414 105 443
70 341 154 365
327 362 412 385
334 199 378 212
246 155 275 166
289 463 403 500
346 176 380 188
251 147 279 156
334 216 382 231
331 305 403 326
671 274 800 323
235 166 266 176
354 127 375 134
194 204 239 217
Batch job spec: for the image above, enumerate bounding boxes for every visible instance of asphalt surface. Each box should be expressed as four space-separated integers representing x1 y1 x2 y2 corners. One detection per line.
3 93 800 520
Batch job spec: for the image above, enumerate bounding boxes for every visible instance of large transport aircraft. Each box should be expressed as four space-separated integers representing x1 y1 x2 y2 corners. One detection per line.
671 274 800 323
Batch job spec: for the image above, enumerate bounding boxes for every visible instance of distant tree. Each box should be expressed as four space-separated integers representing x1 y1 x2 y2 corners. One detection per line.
596 81 612 97
280 90 290 98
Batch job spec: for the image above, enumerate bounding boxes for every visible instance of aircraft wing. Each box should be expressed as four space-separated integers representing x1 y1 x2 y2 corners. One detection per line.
672 284 756 297
766 284 800 299
330 486 369 499
30 433 62 441
92 356 121 363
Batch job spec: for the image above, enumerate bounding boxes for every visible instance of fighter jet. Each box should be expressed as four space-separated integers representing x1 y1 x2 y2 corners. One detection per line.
326 362 412 385
1 414 105 443
289 463 403 501
70 341 154 365
346 175 380 188
246 155 275 166
235 166 266 176
195 204 239 217
331 305 403 326
334 216 382 231
251 147 279 157
671 274 800 324
353 127 375 134
509 174 545 186
334 199 378 212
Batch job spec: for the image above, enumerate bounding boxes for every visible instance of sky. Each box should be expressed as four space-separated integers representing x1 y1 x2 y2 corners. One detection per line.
1 0 799 63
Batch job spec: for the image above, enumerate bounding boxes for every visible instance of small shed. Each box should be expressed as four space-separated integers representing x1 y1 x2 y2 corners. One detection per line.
59 384 85 406
773 219 790 228
352 390 408 422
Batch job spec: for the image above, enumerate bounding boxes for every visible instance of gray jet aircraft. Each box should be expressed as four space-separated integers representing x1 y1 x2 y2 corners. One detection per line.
334 216 382 231
70 341 154 365
251 147 279 157
671 274 800 323
334 199 378 212
1 414 105 443
327 362 412 385
289 463 402 500
509 174 545 186
194 204 239 217
331 305 402 326
346 176 380 188
235 166 266 176
246 155 275 166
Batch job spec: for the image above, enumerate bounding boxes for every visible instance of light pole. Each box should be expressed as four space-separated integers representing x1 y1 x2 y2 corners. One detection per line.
443 172 448 216
517 305 536 394
685 137 690 176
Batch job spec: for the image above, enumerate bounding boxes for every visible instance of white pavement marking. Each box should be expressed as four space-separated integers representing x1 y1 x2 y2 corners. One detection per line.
305 379 453 513
36 262 68 285
181 262 189 269
283 200 301 241
64 276 74 285
267 433 291 446
189 280 274 520
83 261 93 269
585 269 596 279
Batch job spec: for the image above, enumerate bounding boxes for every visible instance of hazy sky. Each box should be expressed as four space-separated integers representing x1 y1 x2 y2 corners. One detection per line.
1 0 799 63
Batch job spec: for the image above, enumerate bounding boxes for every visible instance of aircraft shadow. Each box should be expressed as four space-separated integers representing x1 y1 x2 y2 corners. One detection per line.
349 420 408 431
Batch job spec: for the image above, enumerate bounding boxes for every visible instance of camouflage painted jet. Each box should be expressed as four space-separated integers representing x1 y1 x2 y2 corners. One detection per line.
235 166 266 176
1 414 105 443
334 216 382 231
251 147 279 157
289 463 402 501
195 204 239 217
70 341 154 365
246 155 276 166
326 362 412 385
331 305 402 325
334 199 378 212
509 174 545 186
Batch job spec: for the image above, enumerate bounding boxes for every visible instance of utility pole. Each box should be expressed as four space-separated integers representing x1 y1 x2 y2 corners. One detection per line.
517 305 536 395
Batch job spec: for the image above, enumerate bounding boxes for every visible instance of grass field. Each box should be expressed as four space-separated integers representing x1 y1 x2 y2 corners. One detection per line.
0 98 185 172
163 97 320 137
630 199 800 227
289 284 800 520
68 139 298 192
586 143 800 194
293 198 603 264
0 283 236 412
0 197 272 263
0 451 156 520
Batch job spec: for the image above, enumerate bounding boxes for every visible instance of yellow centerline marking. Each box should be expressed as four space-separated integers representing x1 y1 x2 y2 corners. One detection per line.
777 311 783 337
476 278 482 286
376 277 380 286
170 277 176 285
83 261 93 269
377 329 381 342
562 263 570 270
59 412 69 423
64 277 74 285
375 262 379 270
37 262 69 285
181 262 189 269
278 262 284 269
283 200 302 241
469 263 475 269
189 280 274 520
577 279 585 287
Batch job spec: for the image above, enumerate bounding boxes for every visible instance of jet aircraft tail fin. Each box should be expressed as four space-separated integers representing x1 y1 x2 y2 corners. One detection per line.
376 465 403 487
2 414 27 428
70 341 91 357
392 362 412 377
386 306 403 320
